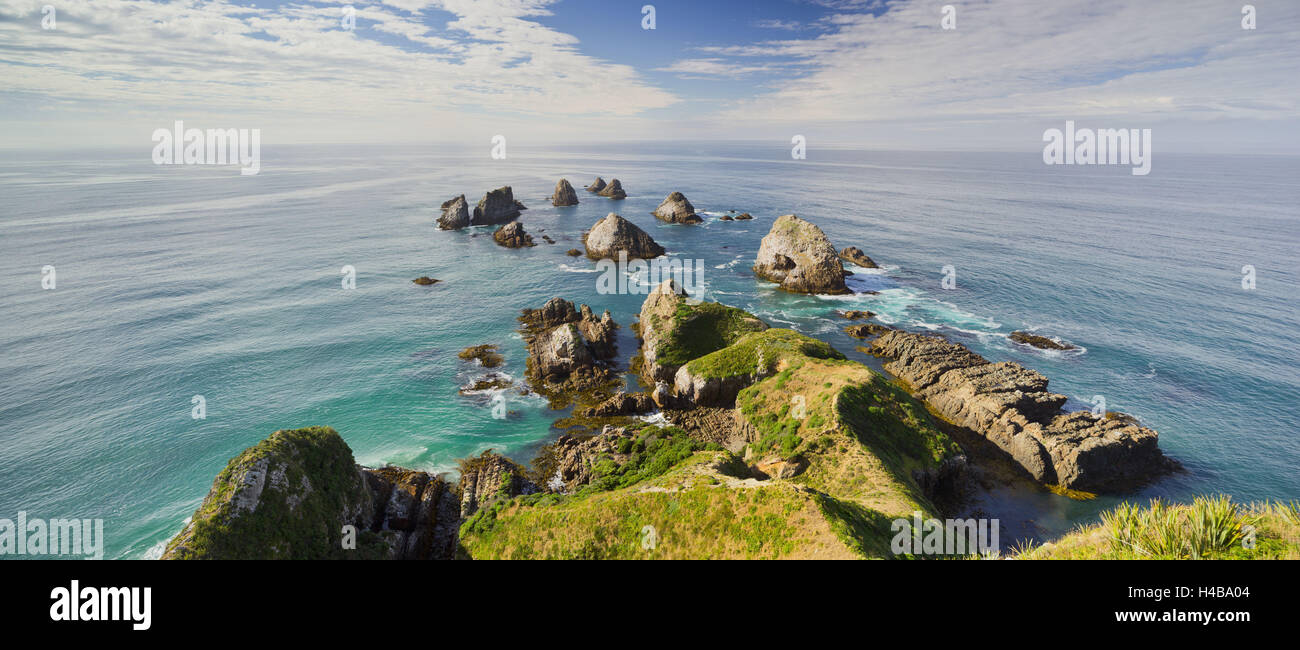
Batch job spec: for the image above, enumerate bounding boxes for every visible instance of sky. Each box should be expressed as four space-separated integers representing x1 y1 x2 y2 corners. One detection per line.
0 0 1297 152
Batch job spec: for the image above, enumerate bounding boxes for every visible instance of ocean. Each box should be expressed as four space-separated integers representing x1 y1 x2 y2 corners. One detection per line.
1 142 1297 558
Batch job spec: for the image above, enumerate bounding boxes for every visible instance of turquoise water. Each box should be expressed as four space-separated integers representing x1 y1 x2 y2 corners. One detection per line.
1 143 1297 558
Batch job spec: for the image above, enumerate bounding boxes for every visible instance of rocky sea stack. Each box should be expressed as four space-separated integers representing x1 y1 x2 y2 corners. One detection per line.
520 298 620 408
437 195 470 230
472 186 526 225
583 213 665 260
551 178 579 207
493 221 536 248
584 177 606 193
753 214 849 295
870 331 1175 491
597 178 626 200
839 246 878 269
652 191 703 224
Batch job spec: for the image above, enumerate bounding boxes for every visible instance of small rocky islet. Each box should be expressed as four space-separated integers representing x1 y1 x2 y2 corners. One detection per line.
166 176 1180 559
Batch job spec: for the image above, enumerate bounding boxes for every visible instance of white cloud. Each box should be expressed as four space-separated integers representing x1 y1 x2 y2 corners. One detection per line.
0 0 677 145
711 0 1300 127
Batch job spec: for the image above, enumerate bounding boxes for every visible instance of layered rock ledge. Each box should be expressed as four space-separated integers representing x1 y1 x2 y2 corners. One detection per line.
753 215 849 295
869 331 1175 491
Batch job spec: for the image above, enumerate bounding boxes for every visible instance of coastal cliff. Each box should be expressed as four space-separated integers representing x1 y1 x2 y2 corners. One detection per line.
165 176 1189 560
870 330 1176 491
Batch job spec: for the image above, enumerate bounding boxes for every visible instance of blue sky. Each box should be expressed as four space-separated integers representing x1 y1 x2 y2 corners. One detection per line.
0 0 1297 152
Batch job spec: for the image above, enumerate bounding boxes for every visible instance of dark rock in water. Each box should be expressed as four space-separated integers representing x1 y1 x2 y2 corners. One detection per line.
840 310 873 320
459 344 503 368
652 191 702 224
583 213 665 260
438 195 470 230
597 178 626 200
413 276 439 285
162 426 459 560
753 214 849 295
566 248 582 256
870 331 1176 491
541 235 555 244
1009 330 1075 351
719 215 734 221
551 178 579 206
457 451 537 518
839 246 878 269
519 298 621 408
734 213 753 220
493 221 536 248
585 177 606 193
459 372 512 394
472 186 524 225
844 322 893 338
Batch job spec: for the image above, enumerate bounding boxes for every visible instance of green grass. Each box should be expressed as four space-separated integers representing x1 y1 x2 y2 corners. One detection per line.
653 301 768 368
459 453 863 559
1022 495 1300 560
165 426 387 560
684 328 843 380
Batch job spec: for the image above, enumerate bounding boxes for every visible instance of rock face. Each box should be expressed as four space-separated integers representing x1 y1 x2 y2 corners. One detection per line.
870 331 1174 491
585 177 606 193
438 195 470 230
839 246 878 269
636 279 768 387
472 186 526 225
753 215 849 295
162 426 458 560
551 179 579 206
597 178 626 199
844 322 894 338
1009 331 1075 351
583 213 665 260
541 425 637 493
520 298 619 403
652 192 702 224
579 391 656 418
637 279 691 384
364 465 461 560
457 451 537 518
493 221 536 248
